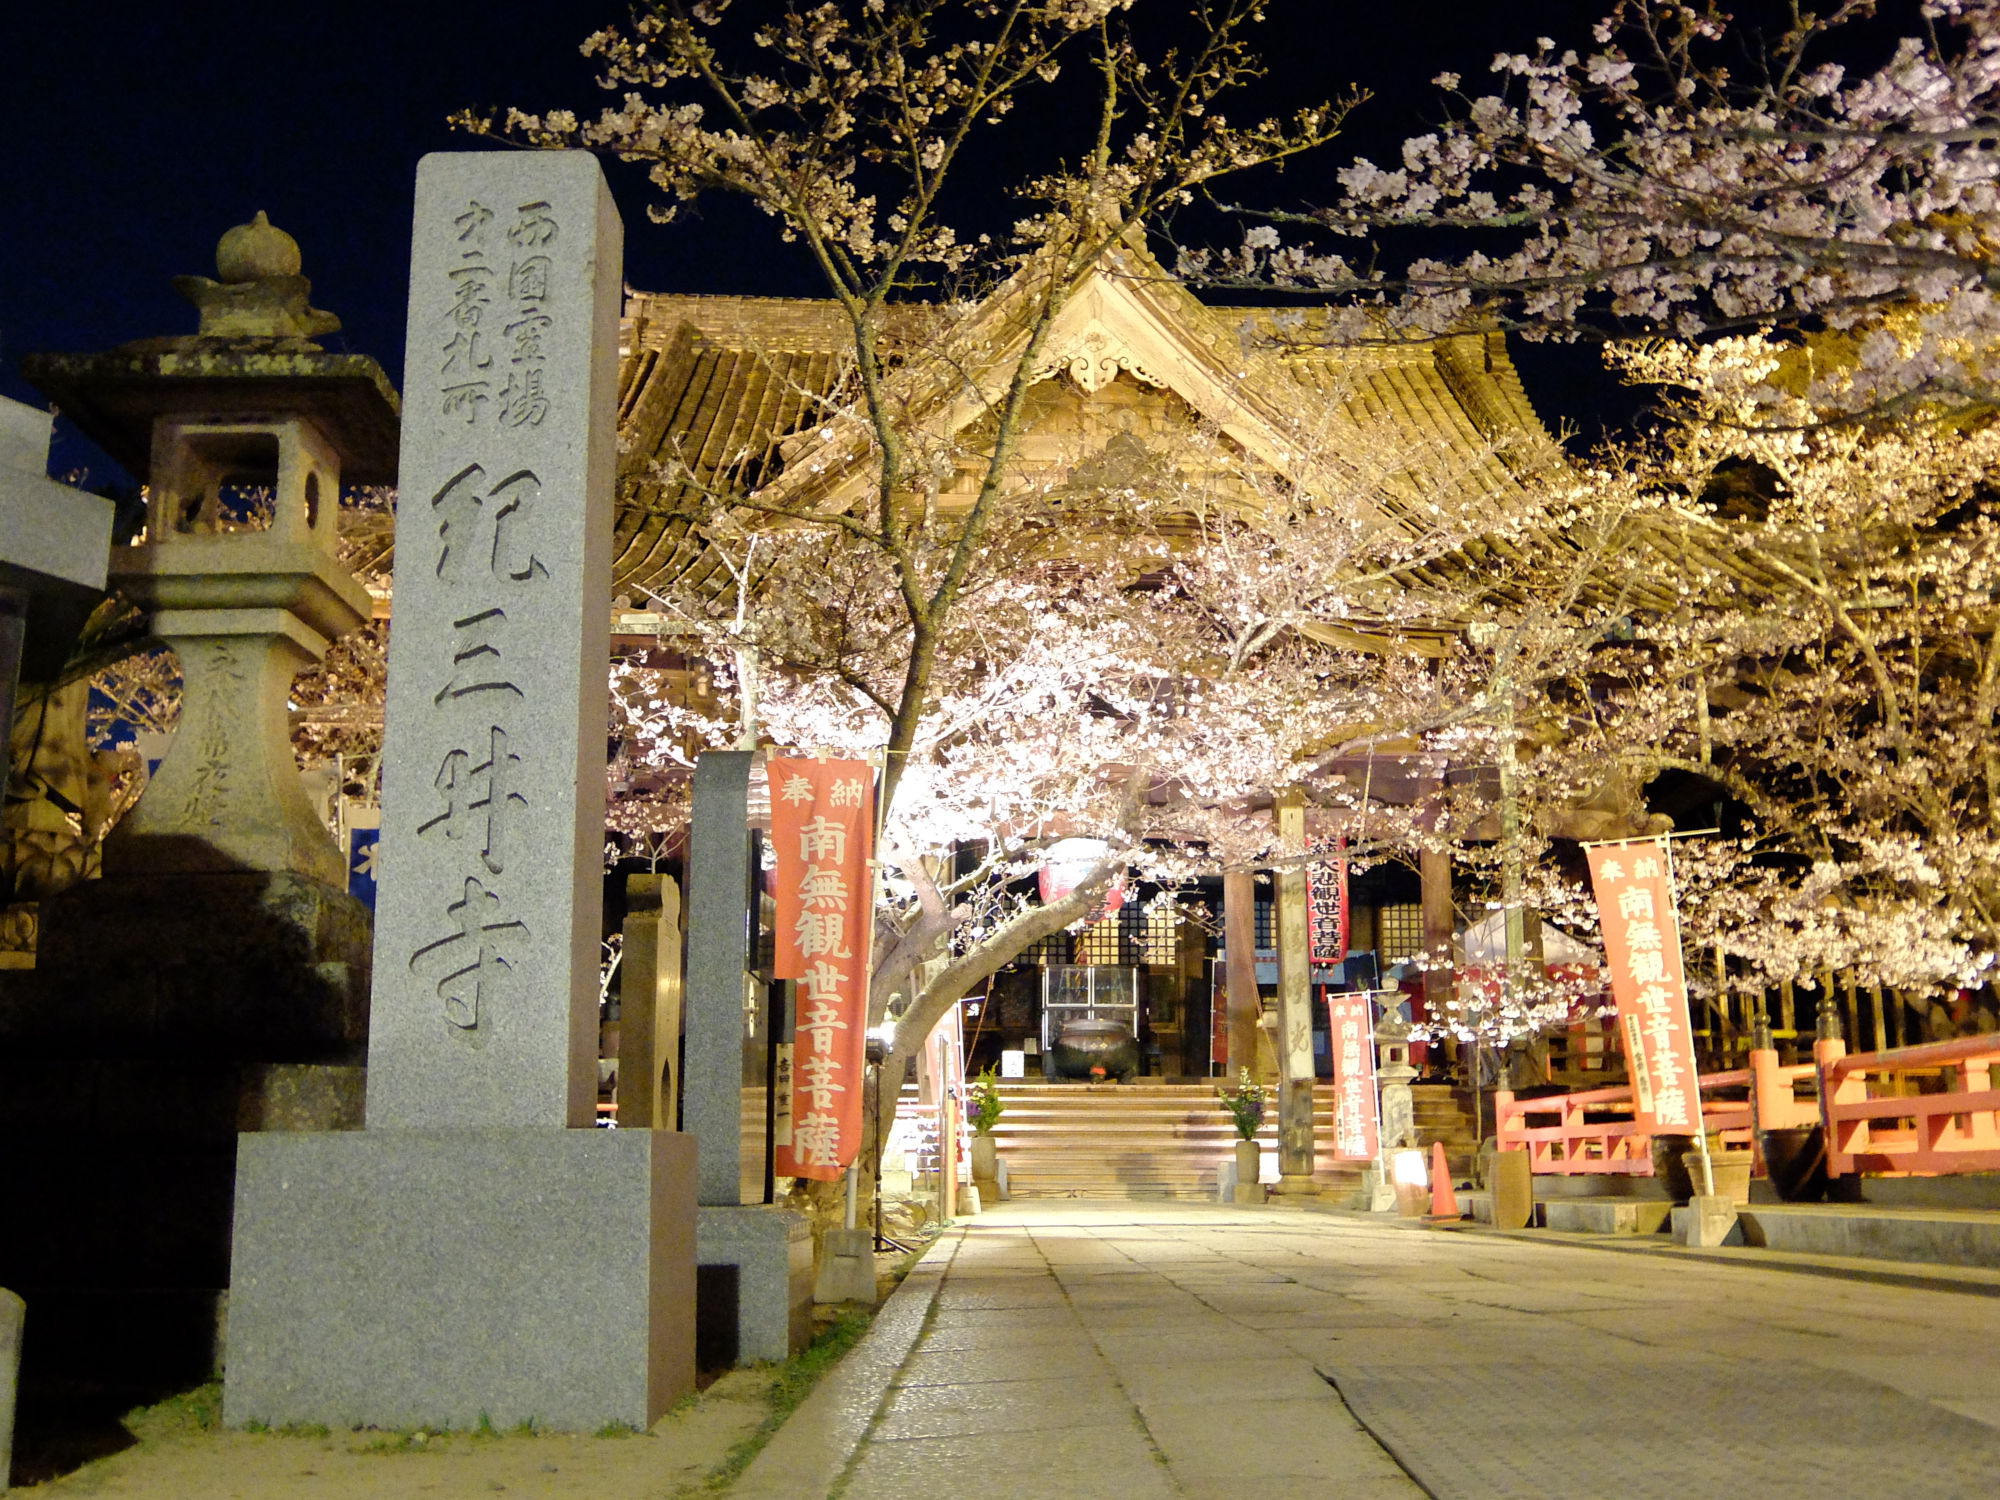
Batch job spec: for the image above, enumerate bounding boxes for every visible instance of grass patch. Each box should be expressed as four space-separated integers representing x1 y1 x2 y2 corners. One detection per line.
123 1382 223 1439
355 1427 449 1455
680 1309 872 1495
595 1419 643 1439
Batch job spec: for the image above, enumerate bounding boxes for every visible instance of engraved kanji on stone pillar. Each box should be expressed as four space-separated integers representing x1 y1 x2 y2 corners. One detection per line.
365 153 622 1130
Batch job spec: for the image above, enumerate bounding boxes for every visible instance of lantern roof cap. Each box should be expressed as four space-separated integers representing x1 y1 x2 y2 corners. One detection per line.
19 213 400 484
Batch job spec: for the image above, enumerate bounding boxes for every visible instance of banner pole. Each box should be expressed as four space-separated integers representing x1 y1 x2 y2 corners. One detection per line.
1577 828 1719 849
1665 837 1717 1199
1366 988 1386 1182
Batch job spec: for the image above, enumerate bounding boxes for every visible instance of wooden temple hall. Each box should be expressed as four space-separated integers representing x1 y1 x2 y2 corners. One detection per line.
599 246 1557 1197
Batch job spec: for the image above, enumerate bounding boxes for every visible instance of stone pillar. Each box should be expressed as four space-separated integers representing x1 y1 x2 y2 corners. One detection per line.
361 170 621 1123
1273 790 1316 1192
686 751 756 1205
1420 845 1454 1024
1222 868 1261 1078
682 752 812 1362
619 873 684 1132
225 153 695 1432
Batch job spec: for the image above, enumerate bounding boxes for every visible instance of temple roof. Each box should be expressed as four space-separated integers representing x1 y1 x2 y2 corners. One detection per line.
612 243 1563 607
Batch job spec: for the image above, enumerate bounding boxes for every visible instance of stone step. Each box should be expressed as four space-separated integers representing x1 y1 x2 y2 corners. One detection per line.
891 1078 1480 1200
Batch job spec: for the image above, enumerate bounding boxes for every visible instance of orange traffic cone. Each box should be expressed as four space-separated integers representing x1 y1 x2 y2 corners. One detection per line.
1429 1141 1460 1218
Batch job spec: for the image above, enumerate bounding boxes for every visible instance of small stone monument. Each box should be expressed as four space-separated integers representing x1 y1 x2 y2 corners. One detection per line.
618 872 684 1131
223 153 694 1431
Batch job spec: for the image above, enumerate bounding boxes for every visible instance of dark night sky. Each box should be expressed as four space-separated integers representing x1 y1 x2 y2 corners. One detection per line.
2 1 1625 494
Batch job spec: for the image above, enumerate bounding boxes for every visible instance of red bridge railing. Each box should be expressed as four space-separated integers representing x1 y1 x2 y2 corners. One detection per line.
1493 1056 1816 1176
1820 1034 2000 1177
1495 1033 2000 1180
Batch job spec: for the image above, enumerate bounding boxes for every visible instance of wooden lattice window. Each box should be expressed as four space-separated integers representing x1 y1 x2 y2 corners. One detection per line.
1018 929 1071 967
1073 914 1126 967
1140 903 1181 967
1376 903 1423 964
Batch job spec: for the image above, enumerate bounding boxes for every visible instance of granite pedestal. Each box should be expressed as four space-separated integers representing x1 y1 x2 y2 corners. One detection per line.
225 1128 694 1430
695 1207 813 1366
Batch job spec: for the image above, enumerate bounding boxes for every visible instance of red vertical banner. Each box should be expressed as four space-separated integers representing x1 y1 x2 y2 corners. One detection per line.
769 757 876 1181
1307 839 1349 965
1584 839 1703 1133
1326 991 1379 1161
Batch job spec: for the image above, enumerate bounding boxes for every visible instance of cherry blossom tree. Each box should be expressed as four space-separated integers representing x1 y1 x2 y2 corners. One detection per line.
1194 0 2000 420
468 0 1350 806
616 370 1636 1104
472 1 1370 1120
1460 334 2000 1047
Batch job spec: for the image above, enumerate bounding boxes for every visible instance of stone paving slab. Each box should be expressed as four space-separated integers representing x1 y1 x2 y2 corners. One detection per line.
1134 1394 1412 1483
843 1423 1178 1498
897 1343 1110 1386
917 1322 1089 1353
1324 1353 2000 1500
1110 1356 1334 1405
732 1201 2000 1497
873 1386 1130 1441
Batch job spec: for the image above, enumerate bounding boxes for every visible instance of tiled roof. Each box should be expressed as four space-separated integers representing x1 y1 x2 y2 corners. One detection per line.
612 289 1565 603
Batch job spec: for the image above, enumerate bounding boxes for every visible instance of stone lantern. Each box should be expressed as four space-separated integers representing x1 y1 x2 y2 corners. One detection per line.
1375 1009 1419 1152
1 214 398 1396
28 213 394 887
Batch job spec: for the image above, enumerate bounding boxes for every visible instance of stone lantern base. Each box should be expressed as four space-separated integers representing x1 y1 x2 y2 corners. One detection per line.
0 867 370 1399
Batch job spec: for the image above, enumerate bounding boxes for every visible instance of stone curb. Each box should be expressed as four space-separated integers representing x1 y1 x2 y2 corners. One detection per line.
1442 1219 2000 1298
729 1230 960 1498
1211 1194 2000 1298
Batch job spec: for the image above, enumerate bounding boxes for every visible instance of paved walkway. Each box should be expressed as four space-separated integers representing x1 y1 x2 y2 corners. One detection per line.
741 1202 2000 1499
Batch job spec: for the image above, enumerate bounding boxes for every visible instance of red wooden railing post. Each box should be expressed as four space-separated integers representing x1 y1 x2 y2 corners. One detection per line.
1964 1059 1998 1148
1749 1048 1784 1132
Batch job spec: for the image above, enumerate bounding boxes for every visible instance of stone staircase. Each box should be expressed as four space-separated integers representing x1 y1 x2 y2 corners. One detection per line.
891 1080 1484 1202
893 1082 1269 1200
1412 1083 1483 1182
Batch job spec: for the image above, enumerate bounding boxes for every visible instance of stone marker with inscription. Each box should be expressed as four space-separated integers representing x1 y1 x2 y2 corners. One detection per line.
224 152 696 1431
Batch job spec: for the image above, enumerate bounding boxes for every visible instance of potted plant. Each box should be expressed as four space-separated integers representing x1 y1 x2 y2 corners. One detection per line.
1217 1068 1267 1191
1680 1132 1754 1207
968 1066 1005 1187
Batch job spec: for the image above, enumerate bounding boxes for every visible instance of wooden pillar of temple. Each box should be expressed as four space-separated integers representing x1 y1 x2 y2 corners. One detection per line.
1223 868 1261 1079
1273 790 1317 1192
1420 847 1454 1032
